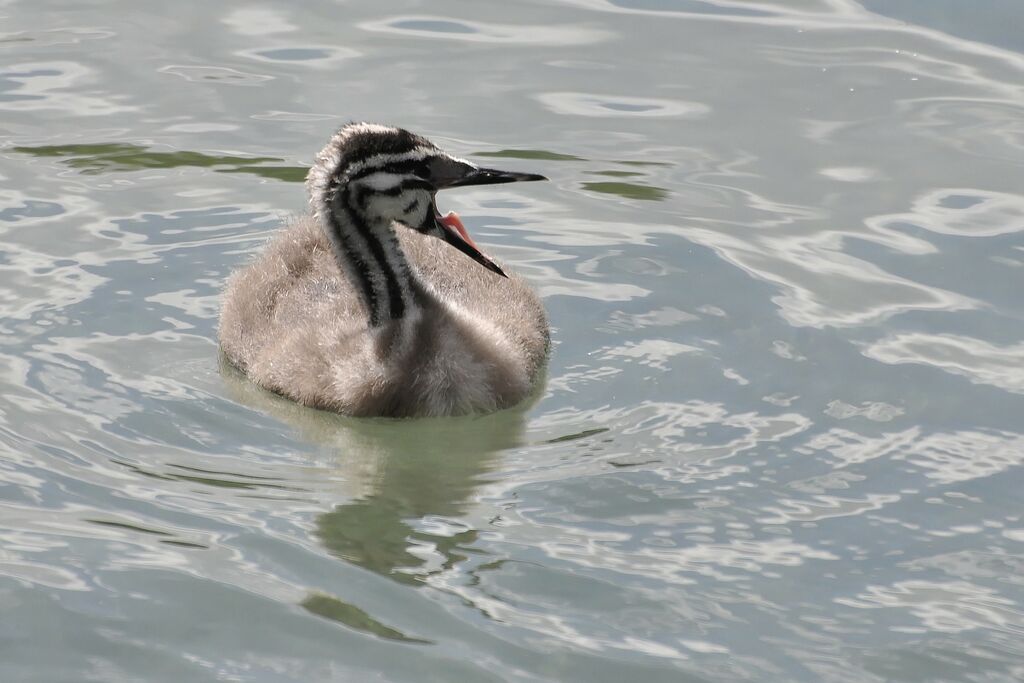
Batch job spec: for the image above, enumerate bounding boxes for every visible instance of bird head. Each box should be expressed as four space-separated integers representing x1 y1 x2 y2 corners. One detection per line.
307 123 546 278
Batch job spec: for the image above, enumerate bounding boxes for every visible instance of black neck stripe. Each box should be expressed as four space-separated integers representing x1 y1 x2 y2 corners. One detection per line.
341 185 406 324
326 201 379 324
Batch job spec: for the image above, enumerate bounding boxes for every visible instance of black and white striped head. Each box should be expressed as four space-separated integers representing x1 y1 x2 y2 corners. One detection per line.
307 122 545 277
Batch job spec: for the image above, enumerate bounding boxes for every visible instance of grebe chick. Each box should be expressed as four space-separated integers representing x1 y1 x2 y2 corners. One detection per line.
218 123 549 417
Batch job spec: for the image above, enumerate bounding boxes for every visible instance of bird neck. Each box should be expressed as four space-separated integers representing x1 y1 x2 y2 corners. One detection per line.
319 185 419 327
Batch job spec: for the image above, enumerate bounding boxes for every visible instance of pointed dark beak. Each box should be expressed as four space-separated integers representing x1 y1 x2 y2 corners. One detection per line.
430 163 546 278
438 167 547 189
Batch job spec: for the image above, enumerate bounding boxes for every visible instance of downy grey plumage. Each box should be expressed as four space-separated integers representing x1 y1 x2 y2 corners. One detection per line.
219 123 550 417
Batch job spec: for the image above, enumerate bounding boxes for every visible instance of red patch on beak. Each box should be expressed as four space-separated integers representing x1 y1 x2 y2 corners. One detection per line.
439 211 482 252
436 210 507 277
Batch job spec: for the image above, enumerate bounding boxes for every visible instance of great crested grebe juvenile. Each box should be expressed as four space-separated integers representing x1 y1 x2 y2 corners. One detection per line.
219 123 550 417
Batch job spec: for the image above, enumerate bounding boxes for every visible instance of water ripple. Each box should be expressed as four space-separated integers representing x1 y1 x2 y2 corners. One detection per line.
839 580 1024 635
360 15 610 45
159 65 273 87
2 0 1024 680
238 46 359 67
536 92 710 119
863 333 1024 395
0 61 137 115
220 8 298 36
867 188 1024 238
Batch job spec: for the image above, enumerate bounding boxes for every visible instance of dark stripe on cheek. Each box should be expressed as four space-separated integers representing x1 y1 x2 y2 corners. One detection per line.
350 179 430 213
350 161 434 184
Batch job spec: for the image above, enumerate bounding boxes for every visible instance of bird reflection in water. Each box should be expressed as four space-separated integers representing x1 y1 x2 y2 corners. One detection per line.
220 354 537 585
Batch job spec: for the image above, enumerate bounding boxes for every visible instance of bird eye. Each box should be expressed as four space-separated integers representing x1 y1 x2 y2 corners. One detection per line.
412 165 431 180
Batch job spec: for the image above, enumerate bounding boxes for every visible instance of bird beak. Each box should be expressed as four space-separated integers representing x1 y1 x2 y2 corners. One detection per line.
431 163 546 277
434 210 508 278
439 167 547 189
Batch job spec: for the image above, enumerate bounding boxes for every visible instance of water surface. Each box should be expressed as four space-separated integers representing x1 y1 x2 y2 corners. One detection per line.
2 1 1024 681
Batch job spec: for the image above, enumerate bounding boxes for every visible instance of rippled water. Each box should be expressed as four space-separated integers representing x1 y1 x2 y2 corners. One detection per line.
2 1 1024 681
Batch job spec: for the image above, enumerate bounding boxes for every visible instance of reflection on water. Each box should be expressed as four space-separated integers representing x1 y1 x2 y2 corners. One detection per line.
221 357 532 585
13 143 307 181
582 180 669 201
222 358 535 643
2 0 1024 680
475 148 587 161
300 593 432 643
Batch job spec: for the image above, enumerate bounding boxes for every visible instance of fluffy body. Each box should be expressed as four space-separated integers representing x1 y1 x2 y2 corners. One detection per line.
219 215 549 417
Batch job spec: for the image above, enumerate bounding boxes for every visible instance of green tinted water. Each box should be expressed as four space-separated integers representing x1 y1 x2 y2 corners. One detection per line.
2 1 1024 681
